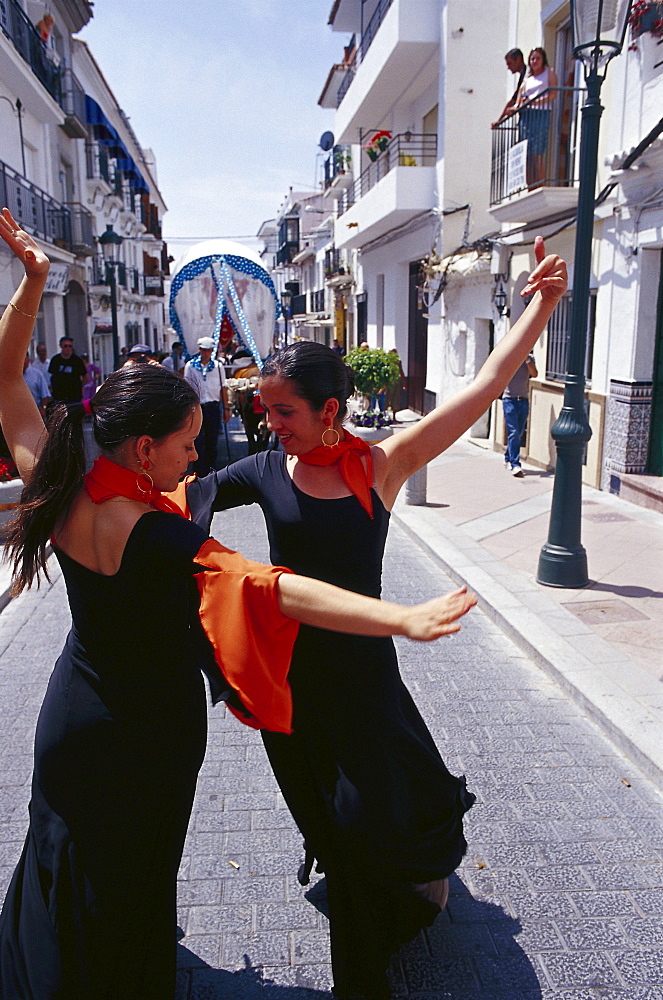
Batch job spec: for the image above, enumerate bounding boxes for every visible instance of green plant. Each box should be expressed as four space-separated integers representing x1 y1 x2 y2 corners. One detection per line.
346 347 401 400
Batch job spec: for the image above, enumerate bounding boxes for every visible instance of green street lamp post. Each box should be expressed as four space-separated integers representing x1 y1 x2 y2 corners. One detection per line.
98 224 124 371
537 0 632 588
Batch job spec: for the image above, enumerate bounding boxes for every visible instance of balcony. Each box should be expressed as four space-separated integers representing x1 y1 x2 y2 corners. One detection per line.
60 69 87 139
489 87 585 224
291 293 307 316
324 145 353 195
319 0 439 144
311 288 325 312
86 142 114 186
64 202 94 256
0 0 61 105
143 274 164 296
0 156 76 252
335 133 436 250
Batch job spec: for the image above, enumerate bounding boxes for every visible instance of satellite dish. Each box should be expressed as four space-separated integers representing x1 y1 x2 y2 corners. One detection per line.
319 130 335 151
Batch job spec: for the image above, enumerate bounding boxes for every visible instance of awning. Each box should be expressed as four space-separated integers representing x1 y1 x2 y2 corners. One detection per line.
85 95 149 194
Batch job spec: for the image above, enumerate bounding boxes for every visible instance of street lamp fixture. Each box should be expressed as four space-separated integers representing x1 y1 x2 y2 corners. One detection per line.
493 279 508 317
98 224 124 371
537 0 632 589
280 288 293 347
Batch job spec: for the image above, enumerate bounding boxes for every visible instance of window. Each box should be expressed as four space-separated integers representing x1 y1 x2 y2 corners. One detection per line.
546 291 596 382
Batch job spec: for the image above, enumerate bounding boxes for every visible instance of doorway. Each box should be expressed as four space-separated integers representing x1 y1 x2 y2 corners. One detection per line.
407 261 428 414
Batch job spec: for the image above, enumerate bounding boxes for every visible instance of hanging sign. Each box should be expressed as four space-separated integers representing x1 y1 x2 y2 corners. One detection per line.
507 140 528 196
44 263 70 295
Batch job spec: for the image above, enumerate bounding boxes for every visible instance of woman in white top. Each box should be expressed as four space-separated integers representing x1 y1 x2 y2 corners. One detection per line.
516 47 559 185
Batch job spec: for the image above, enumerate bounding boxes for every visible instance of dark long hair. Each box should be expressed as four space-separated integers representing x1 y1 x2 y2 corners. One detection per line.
261 341 355 419
5 364 199 595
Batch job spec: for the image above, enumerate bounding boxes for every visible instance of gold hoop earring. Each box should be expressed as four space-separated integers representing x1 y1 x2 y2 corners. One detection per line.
136 470 154 495
322 427 340 448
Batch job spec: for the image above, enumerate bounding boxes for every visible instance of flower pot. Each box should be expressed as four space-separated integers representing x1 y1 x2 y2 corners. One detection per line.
366 148 378 162
348 424 393 443
377 137 389 152
0 478 23 539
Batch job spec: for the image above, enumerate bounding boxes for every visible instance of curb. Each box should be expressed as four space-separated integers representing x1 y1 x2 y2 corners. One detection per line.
392 495 663 789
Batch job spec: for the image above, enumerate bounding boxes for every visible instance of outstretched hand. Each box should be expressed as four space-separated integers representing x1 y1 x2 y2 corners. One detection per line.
520 236 567 306
403 586 477 641
0 208 50 279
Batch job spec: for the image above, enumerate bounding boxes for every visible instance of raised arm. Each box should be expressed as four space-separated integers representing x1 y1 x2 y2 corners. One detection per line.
277 574 476 641
375 237 567 508
0 208 51 481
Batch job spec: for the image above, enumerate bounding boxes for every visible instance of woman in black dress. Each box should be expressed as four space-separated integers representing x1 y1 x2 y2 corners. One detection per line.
0 208 476 999
188 237 567 998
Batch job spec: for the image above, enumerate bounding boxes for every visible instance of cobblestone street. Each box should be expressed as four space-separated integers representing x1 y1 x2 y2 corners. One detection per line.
0 501 661 998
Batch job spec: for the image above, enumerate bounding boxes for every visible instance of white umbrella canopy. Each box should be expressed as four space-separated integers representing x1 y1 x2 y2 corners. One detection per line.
169 239 280 366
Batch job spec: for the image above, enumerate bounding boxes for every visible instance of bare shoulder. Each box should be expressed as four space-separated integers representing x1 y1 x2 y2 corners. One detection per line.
56 492 153 575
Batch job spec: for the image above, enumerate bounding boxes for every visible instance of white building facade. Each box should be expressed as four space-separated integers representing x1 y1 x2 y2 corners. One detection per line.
0 0 168 377
318 0 663 509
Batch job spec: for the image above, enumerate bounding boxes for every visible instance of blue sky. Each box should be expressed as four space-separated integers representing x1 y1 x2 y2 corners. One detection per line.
79 1 346 258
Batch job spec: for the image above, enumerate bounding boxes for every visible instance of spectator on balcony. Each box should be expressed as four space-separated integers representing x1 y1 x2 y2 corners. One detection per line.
515 48 558 186
31 343 51 388
48 337 86 403
491 48 526 127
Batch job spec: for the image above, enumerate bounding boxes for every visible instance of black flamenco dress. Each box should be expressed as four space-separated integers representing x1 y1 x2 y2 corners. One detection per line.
188 451 474 997
0 506 296 1000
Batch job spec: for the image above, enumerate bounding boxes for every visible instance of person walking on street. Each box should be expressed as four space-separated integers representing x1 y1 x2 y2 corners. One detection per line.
23 353 51 414
162 340 185 375
0 206 476 1000
502 352 537 476
48 335 86 403
184 336 230 475
31 342 51 387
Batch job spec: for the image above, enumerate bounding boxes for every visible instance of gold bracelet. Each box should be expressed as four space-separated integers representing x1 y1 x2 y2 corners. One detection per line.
9 300 39 320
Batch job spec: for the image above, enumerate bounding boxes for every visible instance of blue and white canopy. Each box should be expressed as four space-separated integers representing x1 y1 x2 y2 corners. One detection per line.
169 239 280 368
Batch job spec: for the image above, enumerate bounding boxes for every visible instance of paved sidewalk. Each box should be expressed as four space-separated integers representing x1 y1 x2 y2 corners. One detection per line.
1 503 661 998
391 428 663 788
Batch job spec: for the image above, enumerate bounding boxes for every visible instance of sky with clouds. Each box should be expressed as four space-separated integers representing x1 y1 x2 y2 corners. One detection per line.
79 1 346 259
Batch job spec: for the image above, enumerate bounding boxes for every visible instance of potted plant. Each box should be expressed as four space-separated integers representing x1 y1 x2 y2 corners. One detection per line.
333 148 352 174
345 347 402 440
363 130 392 162
0 432 22 540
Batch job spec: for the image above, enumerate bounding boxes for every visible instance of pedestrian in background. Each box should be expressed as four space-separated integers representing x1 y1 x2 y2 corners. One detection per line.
184 336 230 476
0 206 475 1000
48 335 86 403
22 352 51 414
502 351 537 476
162 340 185 375
81 352 102 402
31 341 51 387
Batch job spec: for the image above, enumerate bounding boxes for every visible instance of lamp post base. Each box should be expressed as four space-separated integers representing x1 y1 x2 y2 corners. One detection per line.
537 542 589 589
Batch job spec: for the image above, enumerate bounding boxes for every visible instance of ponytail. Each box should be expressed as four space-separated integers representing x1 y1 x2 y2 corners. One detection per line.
5 402 87 595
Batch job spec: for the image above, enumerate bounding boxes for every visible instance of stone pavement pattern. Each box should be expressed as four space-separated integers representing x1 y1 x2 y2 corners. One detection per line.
0 499 661 998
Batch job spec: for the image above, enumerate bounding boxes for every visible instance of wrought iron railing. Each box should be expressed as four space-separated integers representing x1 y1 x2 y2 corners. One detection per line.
291 293 307 316
0 0 61 103
324 145 352 188
65 203 94 256
490 87 585 204
311 288 325 312
90 257 127 289
324 248 342 277
60 68 87 127
336 0 395 107
546 291 596 383
86 143 113 185
338 133 437 216
0 157 72 248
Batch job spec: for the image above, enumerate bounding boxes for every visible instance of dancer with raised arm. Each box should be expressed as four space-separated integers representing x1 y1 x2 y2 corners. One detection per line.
0 208 476 1000
188 237 567 999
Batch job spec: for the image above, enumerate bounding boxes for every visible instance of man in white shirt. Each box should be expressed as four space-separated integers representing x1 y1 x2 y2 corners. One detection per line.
31 342 51 388
184 336 230 475
23 354 51 414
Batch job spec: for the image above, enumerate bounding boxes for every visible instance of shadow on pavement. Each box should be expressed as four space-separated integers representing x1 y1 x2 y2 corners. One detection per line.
389 874 543 998
587 580 663 600
176 947 333 998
